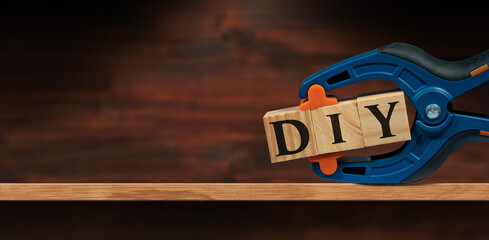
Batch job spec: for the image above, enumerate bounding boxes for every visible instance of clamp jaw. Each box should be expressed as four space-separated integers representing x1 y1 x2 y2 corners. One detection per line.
299 43 489 183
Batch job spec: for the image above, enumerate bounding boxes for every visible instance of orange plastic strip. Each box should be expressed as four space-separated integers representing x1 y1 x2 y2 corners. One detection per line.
481 130 489 137
300 84 343 175
470 64 489 77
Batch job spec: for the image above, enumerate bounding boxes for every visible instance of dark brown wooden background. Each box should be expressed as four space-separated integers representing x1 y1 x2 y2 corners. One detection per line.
1 1 489 239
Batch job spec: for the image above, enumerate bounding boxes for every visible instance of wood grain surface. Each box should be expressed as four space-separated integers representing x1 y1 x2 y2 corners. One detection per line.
2 1 489 239
1 1 489 184
0 183 488 200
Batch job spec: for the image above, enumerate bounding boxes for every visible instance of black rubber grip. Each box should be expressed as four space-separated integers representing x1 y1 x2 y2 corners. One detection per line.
378 43 489 81
401 130 489 183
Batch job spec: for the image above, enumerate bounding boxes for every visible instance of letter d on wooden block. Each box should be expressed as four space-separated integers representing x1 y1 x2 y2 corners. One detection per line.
263 106 317 163
357 91 411 147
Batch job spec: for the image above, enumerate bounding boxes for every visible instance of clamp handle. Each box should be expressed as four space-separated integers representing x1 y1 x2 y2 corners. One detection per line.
378 43 489 81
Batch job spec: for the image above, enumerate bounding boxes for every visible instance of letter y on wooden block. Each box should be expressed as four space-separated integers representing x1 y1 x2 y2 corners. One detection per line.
356 91 411 147
263 106 318 163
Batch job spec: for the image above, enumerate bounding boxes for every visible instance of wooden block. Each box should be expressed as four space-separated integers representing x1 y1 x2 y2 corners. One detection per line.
263 106 318 163
263 90 412 164
356 91 411 147
310 99 364 154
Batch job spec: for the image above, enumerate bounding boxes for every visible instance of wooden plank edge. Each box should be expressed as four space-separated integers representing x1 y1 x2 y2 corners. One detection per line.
0 183 488 201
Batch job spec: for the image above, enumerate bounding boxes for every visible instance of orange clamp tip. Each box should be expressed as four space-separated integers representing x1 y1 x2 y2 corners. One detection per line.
299 84 343 175
308 152 344 175
299 84 338 111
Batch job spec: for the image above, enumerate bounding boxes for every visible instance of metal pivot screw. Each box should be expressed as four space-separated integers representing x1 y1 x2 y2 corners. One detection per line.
425 104 441 120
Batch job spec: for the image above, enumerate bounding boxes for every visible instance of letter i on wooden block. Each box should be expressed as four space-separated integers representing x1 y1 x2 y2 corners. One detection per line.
310 99 364 154
263 106 318 163
356 91 411 147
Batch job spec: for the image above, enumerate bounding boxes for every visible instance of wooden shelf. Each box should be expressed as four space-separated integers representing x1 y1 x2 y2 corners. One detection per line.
0 183 488 201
